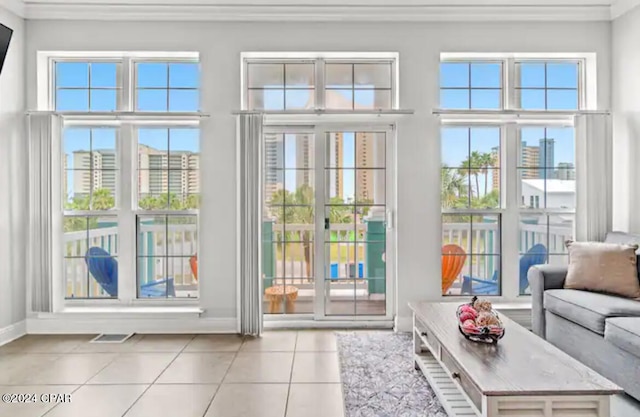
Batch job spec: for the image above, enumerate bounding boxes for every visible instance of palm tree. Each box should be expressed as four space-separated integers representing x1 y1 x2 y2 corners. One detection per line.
478 152 497 197
442 165 468 208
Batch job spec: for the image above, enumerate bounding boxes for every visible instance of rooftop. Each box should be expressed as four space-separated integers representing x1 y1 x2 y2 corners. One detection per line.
522 179 576 193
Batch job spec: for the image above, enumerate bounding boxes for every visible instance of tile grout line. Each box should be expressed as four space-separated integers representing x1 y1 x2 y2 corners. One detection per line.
117 334 197 417
200 335 246 417
283 331 299 417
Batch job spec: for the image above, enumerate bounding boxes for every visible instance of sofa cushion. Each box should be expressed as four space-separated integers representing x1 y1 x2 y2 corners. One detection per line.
605 317 640 358
544 289 640 335
605 232 640 278
564 241 640 299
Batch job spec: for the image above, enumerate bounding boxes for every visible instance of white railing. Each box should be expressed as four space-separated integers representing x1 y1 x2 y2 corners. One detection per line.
268 223 369 288
442 221 573 284
63 224 198 298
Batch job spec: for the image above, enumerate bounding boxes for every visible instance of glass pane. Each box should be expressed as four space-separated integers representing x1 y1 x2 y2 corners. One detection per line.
547 127 575 168
284 133 313 169
326 169 355 203
547 90 578 110
166 216 198 256
138 216 167 257
169 89 199 112
470 89 501 109
475 169 499 207
285 89 314 109
64 128 91 171
325 89 353 109
471 215 500 255
285 63 314 87
90 63 118 88
354 89 391 109
355 169 384 205
90 89 117 111
56 62 89 88
56 89 89 111
441 127 469 168
325 280 356 316
441 168 470 209
64 216 118 299
248 63 284 88
169 128 200 160
547 63 578 88
137 257 170 298
471 63 501 88
139 128 169 162
440 89 469 109
325 242 355 280
470 127 500 164
466 255 500 296
137 90 168 111
90 175 116 210
248 89 284 111
282 242 314 277
519 89 545 109
358 279 385 315
325 63 353 88
440 62 469 88
545 170 575 209
169 63 199 88
327 131 355 168
137 63 168 88
354 63 391 89
284 171 315 204
442 254 470 296
517 62 545 88
518 128 545 168
442 214 472 254
167 257 197 298
356 132 385 168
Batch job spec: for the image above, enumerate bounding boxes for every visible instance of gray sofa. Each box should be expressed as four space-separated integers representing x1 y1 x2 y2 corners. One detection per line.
529 232 640 401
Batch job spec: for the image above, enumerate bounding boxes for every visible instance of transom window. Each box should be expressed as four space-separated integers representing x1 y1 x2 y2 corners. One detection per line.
440 55 583 298
243 54 397 111
135 62 200 112
516 61 580 110
52 53 200 302
55 62 121 112
439 62 502 110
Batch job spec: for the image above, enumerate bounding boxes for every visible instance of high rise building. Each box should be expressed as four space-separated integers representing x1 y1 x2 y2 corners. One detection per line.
355 132 374 202
263 133 284 204
556 162 576 180
538 138 555 178
491 146 500 192
295 133 313 189
520 141 540 180
328 132 344 200
72 145 200 200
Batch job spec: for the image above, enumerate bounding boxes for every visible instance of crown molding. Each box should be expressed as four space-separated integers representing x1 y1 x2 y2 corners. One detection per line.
20 3 614 22
610 0 640 18
1 0 26 17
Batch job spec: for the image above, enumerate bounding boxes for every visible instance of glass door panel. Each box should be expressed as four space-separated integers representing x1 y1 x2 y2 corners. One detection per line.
323 131 387 317
263 132 315 314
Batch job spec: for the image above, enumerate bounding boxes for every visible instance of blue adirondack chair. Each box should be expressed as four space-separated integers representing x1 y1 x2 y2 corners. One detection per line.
85 247 176 298
461 244 547 295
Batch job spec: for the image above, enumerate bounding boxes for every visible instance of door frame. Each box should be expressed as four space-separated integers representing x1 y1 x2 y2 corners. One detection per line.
261 122 397 325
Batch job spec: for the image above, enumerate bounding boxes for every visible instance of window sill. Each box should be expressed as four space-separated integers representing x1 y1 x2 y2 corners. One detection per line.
38 306 204 320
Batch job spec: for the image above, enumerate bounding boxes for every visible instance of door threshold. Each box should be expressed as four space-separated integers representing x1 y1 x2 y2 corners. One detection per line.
264 319 394 330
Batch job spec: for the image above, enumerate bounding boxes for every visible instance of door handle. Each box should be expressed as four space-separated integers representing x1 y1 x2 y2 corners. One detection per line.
386 210 394 230
324 217 330 230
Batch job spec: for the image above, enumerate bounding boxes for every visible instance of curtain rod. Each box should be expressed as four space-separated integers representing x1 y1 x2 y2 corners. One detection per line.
26 111 210 118
432 109 610 116
232 109 415 115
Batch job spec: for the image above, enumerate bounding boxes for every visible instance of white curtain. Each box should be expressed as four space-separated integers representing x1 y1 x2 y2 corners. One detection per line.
28 114 61 312
238 114 263 336
575 113 612 242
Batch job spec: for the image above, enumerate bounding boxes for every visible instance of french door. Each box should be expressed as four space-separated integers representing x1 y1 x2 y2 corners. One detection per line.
262 124 394 321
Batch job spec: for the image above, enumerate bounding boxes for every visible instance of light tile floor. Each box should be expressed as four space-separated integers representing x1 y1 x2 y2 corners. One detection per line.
0 331 345 417
1 331 639 417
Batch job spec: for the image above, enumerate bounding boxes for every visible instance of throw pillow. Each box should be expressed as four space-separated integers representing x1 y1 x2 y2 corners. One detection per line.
565 240 640 300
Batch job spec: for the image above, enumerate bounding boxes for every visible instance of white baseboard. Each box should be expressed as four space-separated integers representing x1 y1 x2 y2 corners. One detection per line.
0 320 27 346
26 317 237 334
395 315 413 332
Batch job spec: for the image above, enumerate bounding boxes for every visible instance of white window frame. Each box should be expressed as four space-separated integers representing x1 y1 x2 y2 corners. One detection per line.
439 53 592 302
39 51 201 308
241 52 400 111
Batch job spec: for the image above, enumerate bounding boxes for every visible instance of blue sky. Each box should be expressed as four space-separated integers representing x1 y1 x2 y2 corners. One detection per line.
60 61 577 201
